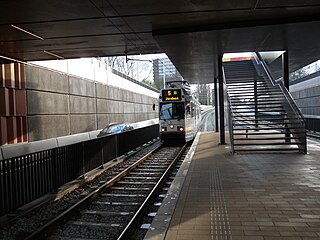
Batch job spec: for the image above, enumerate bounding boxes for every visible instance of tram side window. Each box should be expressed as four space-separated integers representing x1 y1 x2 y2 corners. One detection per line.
191 102 194 117
160 102 185 120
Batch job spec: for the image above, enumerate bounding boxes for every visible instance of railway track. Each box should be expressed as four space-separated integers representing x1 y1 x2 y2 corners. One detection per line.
24 143 188 240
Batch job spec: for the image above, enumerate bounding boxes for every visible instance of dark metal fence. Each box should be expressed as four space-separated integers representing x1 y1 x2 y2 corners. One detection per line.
0 124 159 217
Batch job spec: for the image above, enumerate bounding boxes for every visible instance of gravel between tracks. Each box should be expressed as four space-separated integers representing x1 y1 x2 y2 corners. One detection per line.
0 140 161 240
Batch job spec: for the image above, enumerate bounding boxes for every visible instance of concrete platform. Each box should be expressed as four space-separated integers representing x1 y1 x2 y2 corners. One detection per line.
145 132 320 240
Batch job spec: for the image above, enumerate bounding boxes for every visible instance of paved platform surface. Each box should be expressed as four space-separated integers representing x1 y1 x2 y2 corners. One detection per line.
145 132 320 240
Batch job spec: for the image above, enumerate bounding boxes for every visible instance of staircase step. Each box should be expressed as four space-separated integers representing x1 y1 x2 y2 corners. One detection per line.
234 137 301 141
234 142 303 146
233 131 305 135
231 102 283 106
228 89 282 93
234 108 285 112
233 122 302 126
231 98 285 102
234 126 292 130
234 147 301 152
232 117 301 122
233 106 284 110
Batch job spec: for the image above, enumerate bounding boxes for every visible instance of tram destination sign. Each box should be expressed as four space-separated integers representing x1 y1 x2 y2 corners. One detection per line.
162 89 182 101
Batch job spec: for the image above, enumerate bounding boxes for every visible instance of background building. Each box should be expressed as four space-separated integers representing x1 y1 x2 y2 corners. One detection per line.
195 84 211 105
153 58 183 89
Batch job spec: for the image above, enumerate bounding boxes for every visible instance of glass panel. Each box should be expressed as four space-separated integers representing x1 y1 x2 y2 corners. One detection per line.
160 102 185 120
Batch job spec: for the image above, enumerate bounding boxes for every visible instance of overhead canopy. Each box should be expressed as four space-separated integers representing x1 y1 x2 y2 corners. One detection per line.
1 0 320 84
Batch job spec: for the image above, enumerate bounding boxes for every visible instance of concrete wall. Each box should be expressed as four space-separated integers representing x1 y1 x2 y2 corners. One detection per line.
291 75 320 132
26 65 158 141
291 76 320 117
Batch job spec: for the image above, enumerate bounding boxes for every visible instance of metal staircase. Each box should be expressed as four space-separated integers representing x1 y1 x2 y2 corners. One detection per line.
223 54 306 153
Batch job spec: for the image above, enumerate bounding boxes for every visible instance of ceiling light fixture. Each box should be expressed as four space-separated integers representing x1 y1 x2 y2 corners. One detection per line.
11 24 44 40
0 55 26 64
43 50 64 59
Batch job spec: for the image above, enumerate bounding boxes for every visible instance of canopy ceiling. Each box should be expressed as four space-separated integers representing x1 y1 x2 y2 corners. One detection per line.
1 0 320 83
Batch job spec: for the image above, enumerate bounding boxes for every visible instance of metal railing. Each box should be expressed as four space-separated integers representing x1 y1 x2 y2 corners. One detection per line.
222 67 235 153
253 52 307 153
0 125 159 217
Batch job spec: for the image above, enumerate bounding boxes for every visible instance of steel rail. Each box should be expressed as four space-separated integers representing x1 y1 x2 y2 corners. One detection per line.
117 142 188 240
24 143 163 240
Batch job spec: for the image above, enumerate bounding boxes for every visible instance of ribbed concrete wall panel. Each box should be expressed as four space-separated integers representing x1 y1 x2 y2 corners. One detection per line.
123 91 134 102
70 115 96 134
291 82 320 117
110 86 123 101
27 91 69 115
96 83 109 99
69 95 96 114
296 96 320 108
124 102 135 113
150 96 158 105
28 115 69 141
118 101 124 113
97 114 110 129
149 113 158 119
25 66 68 93
141 95 148 104
107 100 124 113
97 99 108 113
108 114 120 123
118 88 124 101
135 104 144 113
135 114 144 122
134 93 142 103
69 76 95 97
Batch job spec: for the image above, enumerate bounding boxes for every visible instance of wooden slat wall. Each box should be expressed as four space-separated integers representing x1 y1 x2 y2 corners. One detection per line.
0 60 27 145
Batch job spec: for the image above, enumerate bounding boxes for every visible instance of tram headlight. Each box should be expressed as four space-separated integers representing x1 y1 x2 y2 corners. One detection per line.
170 125 174 129
161 127 167 132
178 126 184 131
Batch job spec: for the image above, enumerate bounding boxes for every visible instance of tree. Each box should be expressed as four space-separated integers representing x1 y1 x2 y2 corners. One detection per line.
141 79 156 88
104 56 153 81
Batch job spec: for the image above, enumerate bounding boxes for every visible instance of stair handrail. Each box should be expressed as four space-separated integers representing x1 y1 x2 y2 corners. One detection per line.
253 52 305 125
222 67 234 153
253 52 306 153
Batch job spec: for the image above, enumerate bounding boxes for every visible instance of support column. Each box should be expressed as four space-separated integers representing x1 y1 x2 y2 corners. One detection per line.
218 55 225 144
214 77 219 132
282 51 289 90
254 73 258 129
282 51 290 142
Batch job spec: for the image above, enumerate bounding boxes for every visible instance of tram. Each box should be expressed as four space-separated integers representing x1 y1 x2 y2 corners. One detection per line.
159 81 201 142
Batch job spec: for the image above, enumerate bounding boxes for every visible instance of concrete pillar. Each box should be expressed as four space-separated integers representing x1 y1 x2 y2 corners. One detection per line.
214 77 219 132
218 55 225 144
282 51 289 90
282 51 290 142
254 73 258 129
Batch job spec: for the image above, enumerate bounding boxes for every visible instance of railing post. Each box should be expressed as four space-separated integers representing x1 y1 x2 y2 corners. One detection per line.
81 143 85 179
51 148 59 192
214 77 219 132
218 55 225 144
254 73 258 130
282 51 291 142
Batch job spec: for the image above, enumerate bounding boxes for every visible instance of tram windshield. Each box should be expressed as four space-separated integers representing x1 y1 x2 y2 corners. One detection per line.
160 102 185 120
